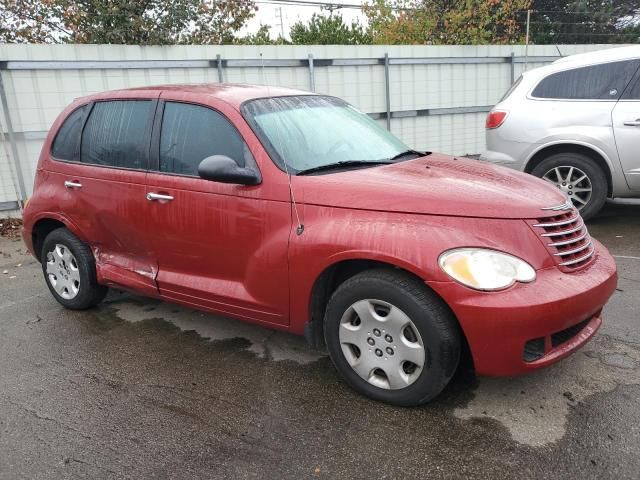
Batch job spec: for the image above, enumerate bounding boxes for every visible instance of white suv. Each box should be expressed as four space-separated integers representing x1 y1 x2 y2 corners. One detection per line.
481 46 640 219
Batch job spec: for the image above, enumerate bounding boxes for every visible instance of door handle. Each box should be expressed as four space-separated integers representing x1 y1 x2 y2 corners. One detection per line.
623 119 640 127
64 180 82 189
146 192 174 201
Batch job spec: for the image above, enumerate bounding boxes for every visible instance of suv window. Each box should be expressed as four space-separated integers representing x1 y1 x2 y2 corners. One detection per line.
159 102 246 176
81 100 153 169
622 75 640 100
51 105 86 161
532 60 639 100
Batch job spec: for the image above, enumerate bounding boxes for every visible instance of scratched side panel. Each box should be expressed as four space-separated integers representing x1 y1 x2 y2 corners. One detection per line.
146 172 292 326
43 166 158 297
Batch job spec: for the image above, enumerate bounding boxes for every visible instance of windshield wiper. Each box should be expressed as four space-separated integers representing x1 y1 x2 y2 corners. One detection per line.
388 149 430 161
296 160 393 176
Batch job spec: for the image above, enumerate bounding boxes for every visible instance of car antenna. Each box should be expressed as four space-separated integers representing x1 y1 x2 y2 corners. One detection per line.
554 44 564 58
260 52 304 235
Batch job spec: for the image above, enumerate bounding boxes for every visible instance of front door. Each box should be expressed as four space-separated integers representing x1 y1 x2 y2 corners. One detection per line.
145 99 291 327
612 74 640 191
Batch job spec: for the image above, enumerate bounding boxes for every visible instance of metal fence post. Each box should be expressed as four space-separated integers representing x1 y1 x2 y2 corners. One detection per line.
308 53 315 92
216 54 224 83
384 53 391 130
510 52 515 84
0 69 27 206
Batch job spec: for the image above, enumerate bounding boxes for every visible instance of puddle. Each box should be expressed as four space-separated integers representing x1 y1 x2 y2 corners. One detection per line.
454 335 640 447
100 292 324 365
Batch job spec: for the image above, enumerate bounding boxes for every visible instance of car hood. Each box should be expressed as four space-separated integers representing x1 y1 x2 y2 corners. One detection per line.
292 153 567 219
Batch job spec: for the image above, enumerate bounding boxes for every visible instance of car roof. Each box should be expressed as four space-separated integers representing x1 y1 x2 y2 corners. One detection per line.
553 45 640 66
80 83 315 108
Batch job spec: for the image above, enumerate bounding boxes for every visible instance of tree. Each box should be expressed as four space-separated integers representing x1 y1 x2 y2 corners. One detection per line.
234 24 290 45
527 1 640 44
365 0 531 45
289 12 372 45
0 0 257 44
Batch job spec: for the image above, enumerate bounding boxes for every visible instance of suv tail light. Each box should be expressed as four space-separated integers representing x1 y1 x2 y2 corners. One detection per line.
485 110 507 129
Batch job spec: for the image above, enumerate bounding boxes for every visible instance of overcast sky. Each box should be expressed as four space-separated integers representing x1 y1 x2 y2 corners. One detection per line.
243 1 368 40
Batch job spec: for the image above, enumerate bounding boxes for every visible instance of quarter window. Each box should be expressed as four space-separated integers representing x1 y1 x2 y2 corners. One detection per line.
532 60 639 100
51 105 86 161
159 102 247 176
81 100 153 169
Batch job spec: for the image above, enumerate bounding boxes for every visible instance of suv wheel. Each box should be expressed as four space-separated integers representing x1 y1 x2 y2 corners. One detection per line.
41 228 108 309
530 152 607 220
324 269 461 406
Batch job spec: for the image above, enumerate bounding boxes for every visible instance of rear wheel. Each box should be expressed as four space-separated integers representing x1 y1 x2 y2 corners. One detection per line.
324 269 461 406
41 228 107 310
530 152 607 220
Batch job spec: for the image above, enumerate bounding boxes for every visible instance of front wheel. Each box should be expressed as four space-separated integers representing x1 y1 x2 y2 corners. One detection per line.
530 152 607 220
41 228 108 310
324 269 461 406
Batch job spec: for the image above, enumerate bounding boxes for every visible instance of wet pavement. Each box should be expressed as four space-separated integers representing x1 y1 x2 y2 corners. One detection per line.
1 200 639 479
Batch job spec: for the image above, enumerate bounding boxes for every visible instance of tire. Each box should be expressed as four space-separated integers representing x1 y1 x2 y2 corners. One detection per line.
41 228 107 310
324 269 461 406
530 152 607 220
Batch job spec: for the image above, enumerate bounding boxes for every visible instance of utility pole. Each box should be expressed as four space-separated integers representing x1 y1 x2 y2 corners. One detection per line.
277 7 285 40
524 9 531 71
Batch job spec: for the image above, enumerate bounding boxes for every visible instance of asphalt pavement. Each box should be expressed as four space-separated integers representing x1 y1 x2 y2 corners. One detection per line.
1 200 639 479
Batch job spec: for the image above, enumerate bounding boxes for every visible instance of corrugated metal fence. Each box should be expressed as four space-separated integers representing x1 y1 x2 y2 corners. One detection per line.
0 43 616 213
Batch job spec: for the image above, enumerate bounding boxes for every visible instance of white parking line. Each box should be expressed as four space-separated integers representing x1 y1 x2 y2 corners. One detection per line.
613 255 640 260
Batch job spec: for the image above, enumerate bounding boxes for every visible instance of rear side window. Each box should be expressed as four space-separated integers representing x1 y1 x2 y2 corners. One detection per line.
51 105 86 161
159 102 247 176
81 100 153 169
532 60 639 100
622 76 640 100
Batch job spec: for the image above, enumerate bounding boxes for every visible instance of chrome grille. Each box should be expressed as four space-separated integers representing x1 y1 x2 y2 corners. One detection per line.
532 209 594 270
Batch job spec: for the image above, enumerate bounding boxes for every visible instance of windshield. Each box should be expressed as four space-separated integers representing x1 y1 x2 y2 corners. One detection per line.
242 95 411 174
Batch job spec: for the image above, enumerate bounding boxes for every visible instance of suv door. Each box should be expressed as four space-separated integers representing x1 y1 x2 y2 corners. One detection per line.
612 68 640 190
47 96 159 296
145 98 291 326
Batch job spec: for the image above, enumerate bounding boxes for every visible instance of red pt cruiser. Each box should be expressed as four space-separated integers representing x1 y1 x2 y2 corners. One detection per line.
22 84 617 405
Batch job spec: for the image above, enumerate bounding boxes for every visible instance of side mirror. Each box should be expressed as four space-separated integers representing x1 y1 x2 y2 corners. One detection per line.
197 155 261 186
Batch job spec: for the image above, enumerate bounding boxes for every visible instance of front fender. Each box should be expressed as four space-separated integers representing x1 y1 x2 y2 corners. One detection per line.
288 206 552 336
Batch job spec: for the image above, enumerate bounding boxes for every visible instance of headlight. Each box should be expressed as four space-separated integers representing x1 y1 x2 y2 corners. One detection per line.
438 248 536 291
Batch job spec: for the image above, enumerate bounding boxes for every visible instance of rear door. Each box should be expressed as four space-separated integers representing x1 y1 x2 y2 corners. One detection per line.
612 68 640 190
46 95 159 296
145 97 291 327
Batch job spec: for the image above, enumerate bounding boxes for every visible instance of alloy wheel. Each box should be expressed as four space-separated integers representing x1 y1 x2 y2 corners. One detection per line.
542 165 592 211
338 299 425 390
45 244 80 300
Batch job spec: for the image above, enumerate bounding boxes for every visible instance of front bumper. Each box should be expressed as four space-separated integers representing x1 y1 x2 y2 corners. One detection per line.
428 239 617 376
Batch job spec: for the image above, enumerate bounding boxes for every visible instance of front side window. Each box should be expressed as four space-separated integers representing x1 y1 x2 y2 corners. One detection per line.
532 60 639 100
51 105 86 161
159 102 248 176
81 100 153 169
242 96 410 174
